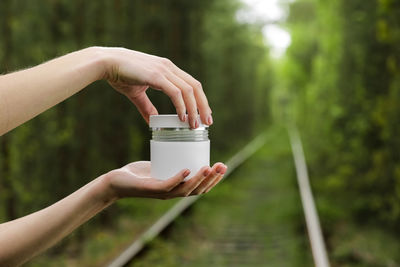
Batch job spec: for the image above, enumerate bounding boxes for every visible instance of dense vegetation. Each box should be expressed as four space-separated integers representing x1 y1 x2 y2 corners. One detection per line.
1 0 400 265
272 2 400 262
278 0 400 230
0 0 270 254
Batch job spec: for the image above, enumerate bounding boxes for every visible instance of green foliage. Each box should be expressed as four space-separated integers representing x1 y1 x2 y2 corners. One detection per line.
278 0 400 231
0 0 271 261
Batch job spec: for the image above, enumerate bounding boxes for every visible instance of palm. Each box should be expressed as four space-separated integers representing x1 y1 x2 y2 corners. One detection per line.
108 161 227 199
122 161 152 178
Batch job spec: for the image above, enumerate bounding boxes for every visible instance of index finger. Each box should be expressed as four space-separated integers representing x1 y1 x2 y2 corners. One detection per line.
151 169 190 193
170 65 213 126
147 73 187 122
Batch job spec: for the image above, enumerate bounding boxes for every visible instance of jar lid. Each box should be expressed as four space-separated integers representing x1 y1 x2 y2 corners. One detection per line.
149 114 207 128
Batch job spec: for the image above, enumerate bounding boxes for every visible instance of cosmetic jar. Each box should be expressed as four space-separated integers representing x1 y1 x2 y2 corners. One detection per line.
150 114 210 180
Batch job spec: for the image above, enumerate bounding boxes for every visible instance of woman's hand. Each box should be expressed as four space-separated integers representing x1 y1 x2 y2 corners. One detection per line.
0 161 227 266
104 161 227 200
0 46 212 135
100 47 213 128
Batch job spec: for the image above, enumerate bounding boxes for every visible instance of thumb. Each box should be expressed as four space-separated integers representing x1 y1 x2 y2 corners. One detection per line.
128 91 158 124
162 169 191 191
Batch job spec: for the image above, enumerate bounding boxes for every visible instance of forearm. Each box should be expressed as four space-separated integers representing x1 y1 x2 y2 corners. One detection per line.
0 174 115 266
0 47 107 135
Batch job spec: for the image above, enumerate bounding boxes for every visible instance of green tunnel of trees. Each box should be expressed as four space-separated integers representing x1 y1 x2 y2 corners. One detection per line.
279 0 400 231
1 0 400 265
0 0 270 224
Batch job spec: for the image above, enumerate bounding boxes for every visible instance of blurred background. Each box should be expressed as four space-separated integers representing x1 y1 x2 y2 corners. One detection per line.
0 0 399 266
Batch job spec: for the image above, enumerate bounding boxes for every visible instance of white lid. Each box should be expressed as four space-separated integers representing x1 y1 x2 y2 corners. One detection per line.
149 114 207 128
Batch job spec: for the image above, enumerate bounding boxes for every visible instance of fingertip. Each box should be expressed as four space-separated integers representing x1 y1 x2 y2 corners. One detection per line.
151 109 159 116
212 162 224 169
200 112 213 126
146 110 159 124
199 112 208 126
217 166 227 174
207 114 213 125
214 163 227 174
130 92 158 125
163 170 186 191
203 167 211 177
189 116 198 129
179 113 185 122
168 168 189 183
182 169 191 178
187 112 200 129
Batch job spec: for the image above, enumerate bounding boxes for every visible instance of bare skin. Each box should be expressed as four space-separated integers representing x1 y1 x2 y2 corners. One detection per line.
0 47 226 266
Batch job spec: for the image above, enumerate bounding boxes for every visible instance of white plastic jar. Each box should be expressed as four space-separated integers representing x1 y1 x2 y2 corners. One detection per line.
150 114 210 180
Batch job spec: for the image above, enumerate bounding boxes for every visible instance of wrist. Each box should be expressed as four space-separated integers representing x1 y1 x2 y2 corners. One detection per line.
93 172 119 206
83 46 113 81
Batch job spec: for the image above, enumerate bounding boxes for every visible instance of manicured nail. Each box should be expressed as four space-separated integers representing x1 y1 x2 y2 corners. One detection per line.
216 165 222 173
183 169 191 177
207 115 213 125
203 168 211 177
216 165 226 174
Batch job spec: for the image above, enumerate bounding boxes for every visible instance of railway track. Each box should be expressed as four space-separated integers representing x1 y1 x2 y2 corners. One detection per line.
106 127 330 267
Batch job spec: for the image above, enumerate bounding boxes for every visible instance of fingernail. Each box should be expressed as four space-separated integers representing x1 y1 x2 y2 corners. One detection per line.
216 165 226 174
203 168 211 177
207 115 213 125
195 118 199 128
184 114 188 122
216 166 222 173
183 169 191 177
179 114 185 122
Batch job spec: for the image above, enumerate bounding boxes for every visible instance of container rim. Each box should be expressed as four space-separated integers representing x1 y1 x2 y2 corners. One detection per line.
149 114 208 129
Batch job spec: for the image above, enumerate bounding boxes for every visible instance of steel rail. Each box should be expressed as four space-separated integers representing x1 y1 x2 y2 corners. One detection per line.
288 126 330 267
